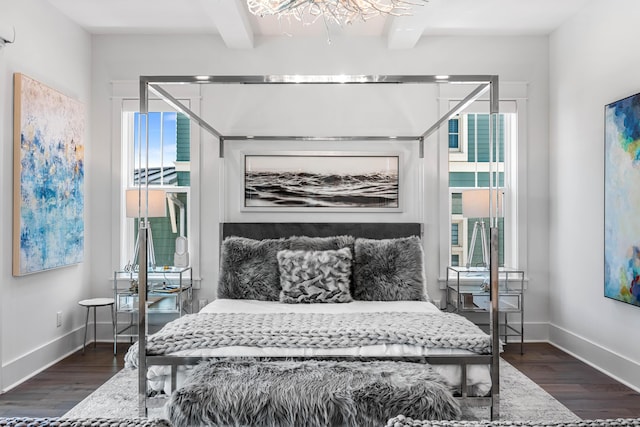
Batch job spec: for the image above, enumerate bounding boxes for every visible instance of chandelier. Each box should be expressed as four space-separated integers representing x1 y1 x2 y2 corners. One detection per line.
246 0 425 26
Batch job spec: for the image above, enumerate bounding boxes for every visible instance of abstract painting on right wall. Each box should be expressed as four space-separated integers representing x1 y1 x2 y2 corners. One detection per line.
604 92 640 307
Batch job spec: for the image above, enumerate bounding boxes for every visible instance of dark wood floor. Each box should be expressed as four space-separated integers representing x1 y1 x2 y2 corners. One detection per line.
0 342 639 420
0 343 127 417
502 343 640 420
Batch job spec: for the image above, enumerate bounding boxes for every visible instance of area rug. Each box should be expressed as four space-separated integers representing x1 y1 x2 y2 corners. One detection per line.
63 359 580 423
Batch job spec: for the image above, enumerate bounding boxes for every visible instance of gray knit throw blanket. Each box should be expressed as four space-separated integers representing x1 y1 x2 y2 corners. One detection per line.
125 311 492 368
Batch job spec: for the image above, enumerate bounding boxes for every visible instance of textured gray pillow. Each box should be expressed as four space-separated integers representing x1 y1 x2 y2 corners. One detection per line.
288 235 356 292
278 248 353 303
218 236 289 301
353 236 426 301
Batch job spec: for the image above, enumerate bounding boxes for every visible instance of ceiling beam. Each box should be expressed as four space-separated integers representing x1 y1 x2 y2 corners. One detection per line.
199 0 254 49
386 0 433 49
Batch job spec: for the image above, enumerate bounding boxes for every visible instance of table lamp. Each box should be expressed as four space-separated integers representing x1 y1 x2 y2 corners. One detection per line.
126 189 167 268
462 189 501 269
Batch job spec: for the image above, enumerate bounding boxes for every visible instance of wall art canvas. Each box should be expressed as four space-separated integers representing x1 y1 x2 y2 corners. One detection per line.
604 92 640 306
13 73 85 276
244 153 400 211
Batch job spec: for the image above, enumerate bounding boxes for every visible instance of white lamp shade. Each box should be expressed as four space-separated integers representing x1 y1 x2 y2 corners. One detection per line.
126 189 167 218
462 189 503 218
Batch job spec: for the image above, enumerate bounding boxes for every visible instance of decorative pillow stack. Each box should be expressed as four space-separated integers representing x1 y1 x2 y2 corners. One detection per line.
217 233 427 303
277 248 353 303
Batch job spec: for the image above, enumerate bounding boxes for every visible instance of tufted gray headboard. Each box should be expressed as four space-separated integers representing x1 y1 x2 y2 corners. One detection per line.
221 222 423 240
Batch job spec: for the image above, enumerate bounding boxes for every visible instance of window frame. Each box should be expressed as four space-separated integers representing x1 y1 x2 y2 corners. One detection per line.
110 84 201 279
437 87 528 281
122 105 192 270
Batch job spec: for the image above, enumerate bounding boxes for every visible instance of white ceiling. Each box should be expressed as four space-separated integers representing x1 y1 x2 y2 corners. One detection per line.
44 0 591 49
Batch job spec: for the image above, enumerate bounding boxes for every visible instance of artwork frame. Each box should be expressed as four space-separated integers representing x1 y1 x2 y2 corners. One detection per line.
604 92 640 307
243 151 401 212
13 73 85 276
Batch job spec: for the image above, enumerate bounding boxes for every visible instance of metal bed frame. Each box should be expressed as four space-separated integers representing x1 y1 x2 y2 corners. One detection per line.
134 74 502 419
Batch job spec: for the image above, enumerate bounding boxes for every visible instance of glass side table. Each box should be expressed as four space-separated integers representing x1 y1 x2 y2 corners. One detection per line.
446 266 525 354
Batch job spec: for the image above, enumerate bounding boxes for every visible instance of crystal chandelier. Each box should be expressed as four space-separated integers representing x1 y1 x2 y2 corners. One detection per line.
246 0 425 26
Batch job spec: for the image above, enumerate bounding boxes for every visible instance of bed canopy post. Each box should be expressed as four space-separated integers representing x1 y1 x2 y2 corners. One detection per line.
137 79 149 417
489 75 500 420
137 225 149 417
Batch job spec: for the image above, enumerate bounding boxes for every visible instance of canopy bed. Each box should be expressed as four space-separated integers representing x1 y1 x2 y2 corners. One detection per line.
128 74 503 422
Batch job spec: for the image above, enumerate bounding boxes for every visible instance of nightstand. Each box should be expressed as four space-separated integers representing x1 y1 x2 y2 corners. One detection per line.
113 266 192 353
445 266 524 354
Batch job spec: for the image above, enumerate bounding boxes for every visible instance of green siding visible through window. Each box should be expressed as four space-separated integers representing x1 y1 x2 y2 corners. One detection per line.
176 113 190 187
477 172 505 187
176 113 190 162
134 218 175 267
451 254 460 267
468 115 476 161
466 114 505 164
449 172 476 188
449 172 504 188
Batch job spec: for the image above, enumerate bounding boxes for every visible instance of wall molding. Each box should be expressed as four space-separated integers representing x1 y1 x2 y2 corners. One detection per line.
1 322 119 392
550 323 640 393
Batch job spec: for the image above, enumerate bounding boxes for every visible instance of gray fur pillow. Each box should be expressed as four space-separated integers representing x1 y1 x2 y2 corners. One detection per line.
218 236 288 301
288 235 355 252
277 248 353 303
353 236 427 301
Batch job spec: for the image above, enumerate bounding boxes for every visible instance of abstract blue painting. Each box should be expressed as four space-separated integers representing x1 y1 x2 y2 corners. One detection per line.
604 92 640 306
13 74 85 276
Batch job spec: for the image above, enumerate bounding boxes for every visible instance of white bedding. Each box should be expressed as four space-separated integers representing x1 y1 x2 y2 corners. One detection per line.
201 299 441 314
145 299 492 396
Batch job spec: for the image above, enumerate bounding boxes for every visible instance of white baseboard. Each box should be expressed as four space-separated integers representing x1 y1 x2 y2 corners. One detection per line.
1 322 118 392
549 323 640 393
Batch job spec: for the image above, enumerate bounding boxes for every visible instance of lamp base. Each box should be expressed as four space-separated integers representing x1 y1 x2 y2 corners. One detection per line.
466 220 489 269
132 220 156 269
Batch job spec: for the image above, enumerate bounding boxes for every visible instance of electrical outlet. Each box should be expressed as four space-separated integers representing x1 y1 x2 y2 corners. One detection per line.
198 299 208 311
56 311 62 327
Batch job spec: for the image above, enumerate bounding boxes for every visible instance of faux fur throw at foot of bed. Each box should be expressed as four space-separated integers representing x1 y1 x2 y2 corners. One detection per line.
168 359 461 427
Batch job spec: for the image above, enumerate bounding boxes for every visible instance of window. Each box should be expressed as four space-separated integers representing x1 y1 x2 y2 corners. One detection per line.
121 106 191 268
448 112 514 269
451 223 460 246
448 117 460 150
451 254 460 267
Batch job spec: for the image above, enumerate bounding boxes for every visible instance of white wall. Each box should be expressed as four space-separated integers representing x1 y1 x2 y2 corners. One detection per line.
549 0 640 391
91 34 551 338
0 0 91 390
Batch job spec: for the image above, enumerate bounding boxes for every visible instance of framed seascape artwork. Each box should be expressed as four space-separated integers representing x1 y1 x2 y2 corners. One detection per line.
243 152 400 212
604 92 640 307
13 73 85 276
